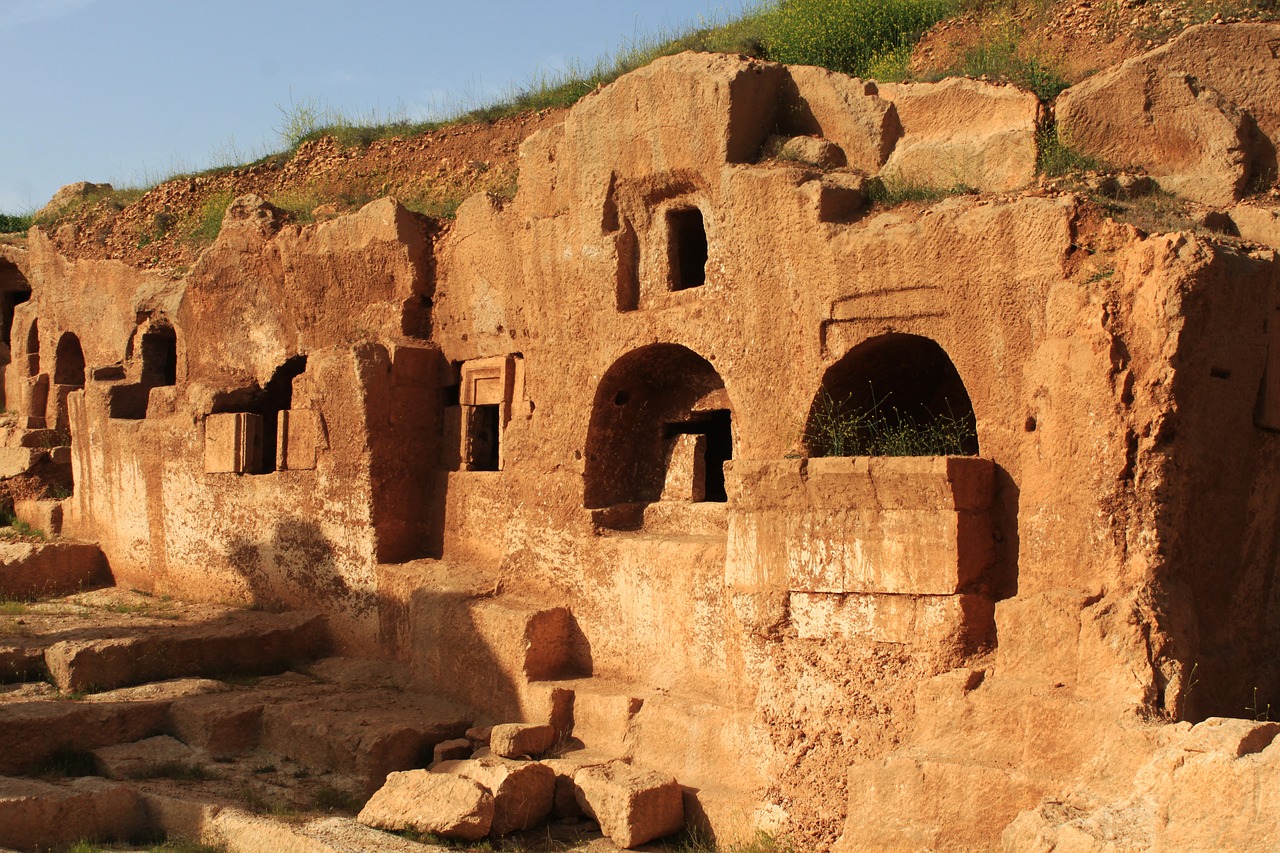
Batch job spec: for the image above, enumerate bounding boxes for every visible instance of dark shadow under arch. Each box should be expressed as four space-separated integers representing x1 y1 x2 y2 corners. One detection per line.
808 333 978 457
584 344 732 510
53 332 85 387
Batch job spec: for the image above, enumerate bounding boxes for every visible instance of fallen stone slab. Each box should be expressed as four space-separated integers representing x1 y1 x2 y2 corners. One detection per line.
542 753 612 819
0 775 146 851
92 734 195 779
0 697 169 774
574 761 685 849
432 737 472 764
259 689 471 794
490 722 555 758
0 540 109 600
359 769 494 840
43 610 327 693
435 755 555 836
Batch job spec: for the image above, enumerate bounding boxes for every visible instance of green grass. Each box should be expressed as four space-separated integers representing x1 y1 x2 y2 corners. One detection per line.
763 0 955 77
954 29 1069 100
805 389 977 457
1037 122 1100 177
0 212 31 233
865 175 974 205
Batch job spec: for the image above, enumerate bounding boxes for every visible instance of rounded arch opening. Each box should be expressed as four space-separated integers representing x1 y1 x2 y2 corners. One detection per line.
53 332 85 387
584 344 733 510
806 334 978 457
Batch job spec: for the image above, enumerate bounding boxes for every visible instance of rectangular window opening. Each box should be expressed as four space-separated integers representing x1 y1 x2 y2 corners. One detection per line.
668 208 708 291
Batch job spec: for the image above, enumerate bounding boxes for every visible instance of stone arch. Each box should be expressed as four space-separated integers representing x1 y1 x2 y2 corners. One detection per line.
584 344 733 510
807 333 978 457
53 332 85 388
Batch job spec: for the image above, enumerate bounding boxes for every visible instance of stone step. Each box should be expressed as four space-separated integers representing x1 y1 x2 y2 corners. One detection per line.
0 776 147 851
44 610 329 693
0 677 226 775
258 688 473 795
0 540 109 600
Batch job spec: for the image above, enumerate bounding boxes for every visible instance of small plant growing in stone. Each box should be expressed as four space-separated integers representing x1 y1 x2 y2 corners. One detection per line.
805 388 977 457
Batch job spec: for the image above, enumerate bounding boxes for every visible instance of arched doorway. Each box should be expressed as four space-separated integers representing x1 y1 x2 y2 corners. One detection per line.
584 344 733 516
806 333 978 457
53 333 85 387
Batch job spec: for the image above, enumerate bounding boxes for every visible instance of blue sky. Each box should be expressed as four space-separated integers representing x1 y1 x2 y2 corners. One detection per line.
0 0 755 214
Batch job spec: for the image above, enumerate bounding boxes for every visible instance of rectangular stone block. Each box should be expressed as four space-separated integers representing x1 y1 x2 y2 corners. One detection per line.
203 412 263 474
661 434 707 502
278 409 322 471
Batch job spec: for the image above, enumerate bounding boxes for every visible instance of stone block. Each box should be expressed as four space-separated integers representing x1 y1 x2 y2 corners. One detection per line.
44 611 327 693
0 541 109 600
876 77 1040 192
466 725 493 749
278 408 322 471
660 434 707 502
0 447 46 479
258 689 470 794
0 646 45 683
0 776 147 851
574 760 685 848
146 385 177 418
490 723 556 758
0 699 169 774
781 67 899 172
203 411 263 474
435 755 555 836
433 737 473 764
12 499 63 537
92 734 195 779
359 769 494 841
168 691 265 756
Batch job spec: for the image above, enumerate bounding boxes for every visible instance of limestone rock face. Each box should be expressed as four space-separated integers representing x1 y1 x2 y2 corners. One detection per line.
35 181 112 220
1002 718 1280 852
573 761 685 849
358 769 494 841
1057 66 1257 205
875 77 1039 192
434 755 555 836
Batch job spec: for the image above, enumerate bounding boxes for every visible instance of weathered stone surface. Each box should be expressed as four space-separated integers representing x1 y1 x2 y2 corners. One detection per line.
168 689 265 756
1057 66 1256 205
781 66 899 172
35 181 113 220
43 610 327 692
358 769 494 841
0 645 45 683
490 722 556 758
0 540 108 599
763 134 846 169
1002 718 1280 852
875 77 1039 191
574 760 685 848
0 696 169 774
0 775 145 850
92 734 195 779
435 755 555 836
259 689 471 793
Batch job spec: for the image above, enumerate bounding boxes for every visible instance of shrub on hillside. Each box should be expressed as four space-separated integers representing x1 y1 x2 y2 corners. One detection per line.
763 0 954 77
